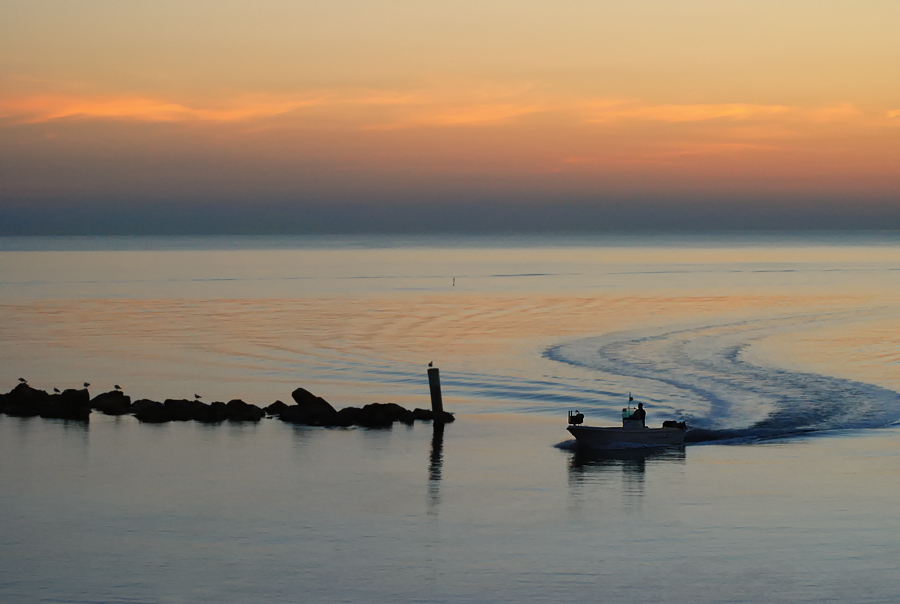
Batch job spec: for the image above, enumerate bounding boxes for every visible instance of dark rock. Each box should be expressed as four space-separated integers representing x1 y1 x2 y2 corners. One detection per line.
277 394 453 428
224 399 264 422
356 402 415 427
7 383 50 401
281 388 339 425
187 401 212 422
291 388 337 412
278 405 305 423
412 408 434 421
131 399 160 413
3 382 455 429
208 402 229 422
40 388 91 421
279 404 337 425
411 408 455 423
163 399 197 421
334 406 362 427
264 400 288 416
2 383 51 417
135 398 216 423
190 401 221 423
91 390 132 415
0 384 90 421
133 400 170 423
437 411 455 424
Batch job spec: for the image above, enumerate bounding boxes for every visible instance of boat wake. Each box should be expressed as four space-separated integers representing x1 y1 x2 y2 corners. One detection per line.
546 311 900 444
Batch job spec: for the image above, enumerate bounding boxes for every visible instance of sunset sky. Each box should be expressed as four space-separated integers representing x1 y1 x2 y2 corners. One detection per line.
2 1 899 233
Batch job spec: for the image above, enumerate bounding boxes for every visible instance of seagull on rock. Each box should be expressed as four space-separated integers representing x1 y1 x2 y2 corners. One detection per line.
114 385 121 391
53 388 61 394
83 382 90 388
18 377 27 383
194 394 201 400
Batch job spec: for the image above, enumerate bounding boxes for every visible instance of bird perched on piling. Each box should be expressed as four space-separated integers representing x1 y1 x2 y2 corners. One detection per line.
114 385 121 391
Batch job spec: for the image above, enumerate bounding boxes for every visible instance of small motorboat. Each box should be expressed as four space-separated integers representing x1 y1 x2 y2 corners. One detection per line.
566 402 686 449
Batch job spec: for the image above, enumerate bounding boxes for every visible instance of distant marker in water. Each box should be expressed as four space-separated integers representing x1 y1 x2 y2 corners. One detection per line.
453 277 455 287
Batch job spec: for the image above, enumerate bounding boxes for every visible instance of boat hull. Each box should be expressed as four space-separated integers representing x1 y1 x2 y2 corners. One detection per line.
567 425 685 449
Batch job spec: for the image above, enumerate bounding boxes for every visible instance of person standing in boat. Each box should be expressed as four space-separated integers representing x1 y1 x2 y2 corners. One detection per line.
629 402 646 427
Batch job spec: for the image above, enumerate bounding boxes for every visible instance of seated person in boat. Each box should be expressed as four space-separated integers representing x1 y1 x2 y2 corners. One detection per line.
628 402 646 427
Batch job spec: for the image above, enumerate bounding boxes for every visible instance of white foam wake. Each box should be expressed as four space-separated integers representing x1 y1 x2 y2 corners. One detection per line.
546 311 900 443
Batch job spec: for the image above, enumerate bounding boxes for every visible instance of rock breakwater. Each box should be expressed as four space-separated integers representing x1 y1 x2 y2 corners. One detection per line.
0 384 454 427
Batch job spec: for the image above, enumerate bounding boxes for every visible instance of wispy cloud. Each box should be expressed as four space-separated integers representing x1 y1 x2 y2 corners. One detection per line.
582 100 865 125
365 103 546 129
586 101 790 123
0 93 323 123
0 84 548 128
0 83 880 136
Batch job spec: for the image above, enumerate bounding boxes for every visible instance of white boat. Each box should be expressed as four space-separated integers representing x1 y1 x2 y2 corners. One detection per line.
566 408 686 449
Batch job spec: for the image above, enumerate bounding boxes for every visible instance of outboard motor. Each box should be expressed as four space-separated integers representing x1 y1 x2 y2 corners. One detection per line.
662 420 688 431
568 410 584 425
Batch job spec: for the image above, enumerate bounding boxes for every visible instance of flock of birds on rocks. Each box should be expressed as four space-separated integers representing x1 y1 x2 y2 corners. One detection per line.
2 377 454 428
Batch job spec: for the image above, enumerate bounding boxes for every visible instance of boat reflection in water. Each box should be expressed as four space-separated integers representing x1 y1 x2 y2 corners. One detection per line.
566 446 687 501
569 445 686 475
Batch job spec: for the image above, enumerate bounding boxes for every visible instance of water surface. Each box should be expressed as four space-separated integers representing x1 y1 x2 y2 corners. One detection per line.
1 233 899 603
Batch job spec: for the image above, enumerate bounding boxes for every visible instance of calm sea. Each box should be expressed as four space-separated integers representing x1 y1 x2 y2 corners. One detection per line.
2 233 900 603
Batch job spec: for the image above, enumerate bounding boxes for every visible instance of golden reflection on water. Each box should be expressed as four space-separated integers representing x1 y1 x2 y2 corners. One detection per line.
0 289 892 408
751 316 900 392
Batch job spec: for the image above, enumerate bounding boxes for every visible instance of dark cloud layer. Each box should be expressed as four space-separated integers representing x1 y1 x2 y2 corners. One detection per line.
2 198 899 236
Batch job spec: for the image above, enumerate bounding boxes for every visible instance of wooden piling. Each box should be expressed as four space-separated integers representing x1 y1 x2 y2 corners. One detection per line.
427 367 444 424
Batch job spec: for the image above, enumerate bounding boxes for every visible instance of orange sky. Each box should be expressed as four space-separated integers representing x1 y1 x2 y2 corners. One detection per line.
1 1 899 229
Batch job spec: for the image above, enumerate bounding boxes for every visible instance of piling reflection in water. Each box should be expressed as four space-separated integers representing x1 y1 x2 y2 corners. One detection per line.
427 423 444 514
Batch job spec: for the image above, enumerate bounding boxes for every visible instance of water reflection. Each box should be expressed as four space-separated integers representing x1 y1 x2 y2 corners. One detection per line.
569 446 686 475
568 446 686 500
427 423 444 515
